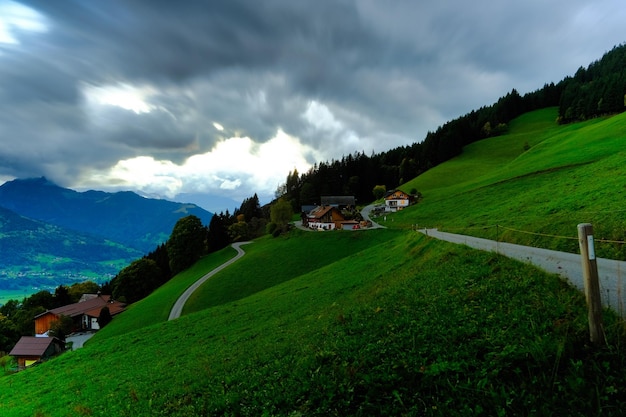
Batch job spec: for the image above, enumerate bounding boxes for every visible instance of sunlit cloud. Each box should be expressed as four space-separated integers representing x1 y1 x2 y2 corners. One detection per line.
303 101 343 132
82 82 156 114
76 129 321 202
0 0 47 45
302 100 362 151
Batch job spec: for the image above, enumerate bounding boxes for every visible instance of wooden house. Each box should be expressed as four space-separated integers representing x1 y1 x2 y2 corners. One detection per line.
9 336 65 369
34 294 126 335
306 205 346 230
384 190 413 212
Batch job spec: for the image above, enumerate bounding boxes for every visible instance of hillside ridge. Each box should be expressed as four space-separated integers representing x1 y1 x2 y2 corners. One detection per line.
0 177 213 253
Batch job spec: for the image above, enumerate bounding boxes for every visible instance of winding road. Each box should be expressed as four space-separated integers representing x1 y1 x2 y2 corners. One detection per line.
420 228 626 316
166 212 626 320
168 241 252 320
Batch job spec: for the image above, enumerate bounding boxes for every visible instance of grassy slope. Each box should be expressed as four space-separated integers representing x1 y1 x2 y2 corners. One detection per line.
90 245 238 341
396 108 626 258
183 229 396 314
1 108 626 415
3 231 625 416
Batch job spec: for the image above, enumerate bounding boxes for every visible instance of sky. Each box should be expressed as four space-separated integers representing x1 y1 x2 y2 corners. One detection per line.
0 1 625 213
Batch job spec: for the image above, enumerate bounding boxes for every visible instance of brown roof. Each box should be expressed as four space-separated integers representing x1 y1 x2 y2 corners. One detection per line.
9 336 63 357
385 189 410 200
309 205 334 218
35 295 126 320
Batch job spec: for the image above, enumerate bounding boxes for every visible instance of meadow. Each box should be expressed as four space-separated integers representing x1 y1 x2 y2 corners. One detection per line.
396 107 626 259
1 108 626 415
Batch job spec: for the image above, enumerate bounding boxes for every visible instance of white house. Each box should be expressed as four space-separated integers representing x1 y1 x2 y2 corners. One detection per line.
384 190 412 212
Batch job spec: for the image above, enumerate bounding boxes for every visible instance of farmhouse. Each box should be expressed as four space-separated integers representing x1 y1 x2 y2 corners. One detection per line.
306 205 346 230
384 189 413 212
34 294 126 335
9 336 65 369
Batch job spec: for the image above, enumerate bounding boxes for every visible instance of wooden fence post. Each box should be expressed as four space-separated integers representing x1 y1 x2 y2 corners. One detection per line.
577 223 605 345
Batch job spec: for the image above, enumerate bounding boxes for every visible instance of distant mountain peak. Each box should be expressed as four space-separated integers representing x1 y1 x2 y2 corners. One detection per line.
0 178 213 253
4 176 59 188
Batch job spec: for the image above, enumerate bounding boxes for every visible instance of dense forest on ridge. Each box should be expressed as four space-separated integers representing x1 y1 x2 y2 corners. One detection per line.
280 43 626 210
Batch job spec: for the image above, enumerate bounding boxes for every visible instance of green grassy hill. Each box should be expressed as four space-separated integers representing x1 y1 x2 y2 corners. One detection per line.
396 107 626 259
1 108 626 416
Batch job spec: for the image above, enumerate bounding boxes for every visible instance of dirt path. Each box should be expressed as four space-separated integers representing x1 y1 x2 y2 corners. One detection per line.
168 241 252 320
420 228 626 316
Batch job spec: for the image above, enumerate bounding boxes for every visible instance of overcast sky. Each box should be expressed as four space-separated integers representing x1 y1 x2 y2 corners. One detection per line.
1 1 624 212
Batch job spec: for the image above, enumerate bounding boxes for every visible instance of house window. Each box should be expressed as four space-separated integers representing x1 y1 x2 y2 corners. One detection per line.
82 315 88 329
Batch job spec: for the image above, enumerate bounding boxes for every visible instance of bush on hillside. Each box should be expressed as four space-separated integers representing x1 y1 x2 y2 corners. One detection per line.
111 258 162 304
167 215 207 275
97 306 112 328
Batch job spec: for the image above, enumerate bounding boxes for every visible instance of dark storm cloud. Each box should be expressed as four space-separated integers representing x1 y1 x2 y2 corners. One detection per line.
19 0 376 82
1 0 625 202
5 0 384 167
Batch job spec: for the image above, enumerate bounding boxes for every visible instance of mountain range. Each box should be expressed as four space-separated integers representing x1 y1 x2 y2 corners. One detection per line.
0 177 213 294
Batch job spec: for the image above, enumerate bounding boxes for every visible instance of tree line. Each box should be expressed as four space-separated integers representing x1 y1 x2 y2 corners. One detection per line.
558 43 626 122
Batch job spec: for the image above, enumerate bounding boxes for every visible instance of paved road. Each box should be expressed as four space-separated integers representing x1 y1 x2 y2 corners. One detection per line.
360 204 386 229
420 228 626 316
168 241 252 320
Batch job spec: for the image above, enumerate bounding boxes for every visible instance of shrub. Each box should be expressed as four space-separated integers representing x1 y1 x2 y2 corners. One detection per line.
266 222 277 235
97 306 112 328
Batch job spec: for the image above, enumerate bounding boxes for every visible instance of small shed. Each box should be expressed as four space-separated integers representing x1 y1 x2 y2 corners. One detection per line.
9 336 65 369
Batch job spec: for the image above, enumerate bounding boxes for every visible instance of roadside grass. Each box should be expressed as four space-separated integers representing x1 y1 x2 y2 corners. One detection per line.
90 246 238 341
2 232 626 416
395 109 626 259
